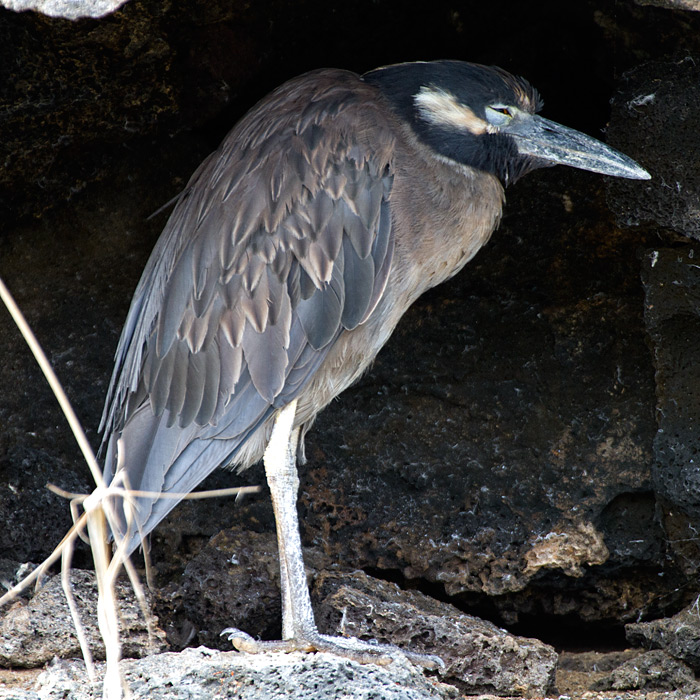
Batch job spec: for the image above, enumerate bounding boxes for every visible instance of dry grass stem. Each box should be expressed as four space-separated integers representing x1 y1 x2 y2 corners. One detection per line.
1 275 261 699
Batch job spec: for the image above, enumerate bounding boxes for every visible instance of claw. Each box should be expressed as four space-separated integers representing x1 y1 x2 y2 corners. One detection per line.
222 628 265 653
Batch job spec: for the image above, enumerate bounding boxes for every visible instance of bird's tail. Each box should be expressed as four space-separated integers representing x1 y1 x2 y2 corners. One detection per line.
101 404 251 556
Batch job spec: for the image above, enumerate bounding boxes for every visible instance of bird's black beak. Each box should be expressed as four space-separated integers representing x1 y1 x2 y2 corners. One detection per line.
507 114 651 180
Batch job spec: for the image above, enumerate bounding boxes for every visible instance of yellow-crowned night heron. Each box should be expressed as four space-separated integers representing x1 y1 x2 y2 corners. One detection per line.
100 60 649 665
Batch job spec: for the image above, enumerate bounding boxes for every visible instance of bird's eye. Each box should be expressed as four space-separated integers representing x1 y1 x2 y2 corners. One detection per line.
486 105 514 127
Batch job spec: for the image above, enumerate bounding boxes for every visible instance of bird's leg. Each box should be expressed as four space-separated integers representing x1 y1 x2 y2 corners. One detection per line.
263 399 315 639
223 399 443 669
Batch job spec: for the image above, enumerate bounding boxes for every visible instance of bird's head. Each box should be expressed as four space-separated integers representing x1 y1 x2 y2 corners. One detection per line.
363 60 650 185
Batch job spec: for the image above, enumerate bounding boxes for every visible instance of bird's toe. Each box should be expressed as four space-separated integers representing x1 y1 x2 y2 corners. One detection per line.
221 627 443 670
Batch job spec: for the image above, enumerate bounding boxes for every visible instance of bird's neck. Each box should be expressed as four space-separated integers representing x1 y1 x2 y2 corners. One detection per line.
388 127 505 305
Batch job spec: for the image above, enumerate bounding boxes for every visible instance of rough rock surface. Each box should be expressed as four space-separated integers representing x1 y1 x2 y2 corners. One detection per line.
640 246 700 554
0 569 167 667
314 569 557 696
593 649 699 692
0 0 128 19
31 648 458 700
556 649 643 693
157 526 557 696
626 598 700 671
607 57 700 238
636 0 700 12
156 527 284 649
605 49 700 583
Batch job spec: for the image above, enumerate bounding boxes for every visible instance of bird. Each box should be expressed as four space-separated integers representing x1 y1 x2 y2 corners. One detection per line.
99 60 650 666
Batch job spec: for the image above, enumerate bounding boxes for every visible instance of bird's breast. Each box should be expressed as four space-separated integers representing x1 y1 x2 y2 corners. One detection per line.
388 138 505 308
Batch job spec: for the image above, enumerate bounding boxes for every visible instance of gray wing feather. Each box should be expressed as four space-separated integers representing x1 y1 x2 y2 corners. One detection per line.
100 69 397 552
296 260 345 350
340 236 374 329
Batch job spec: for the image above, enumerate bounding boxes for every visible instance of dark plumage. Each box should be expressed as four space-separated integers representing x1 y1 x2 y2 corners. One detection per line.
100 60 649 664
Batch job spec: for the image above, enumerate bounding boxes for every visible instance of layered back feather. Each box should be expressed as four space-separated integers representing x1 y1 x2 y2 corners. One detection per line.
99 69 397 552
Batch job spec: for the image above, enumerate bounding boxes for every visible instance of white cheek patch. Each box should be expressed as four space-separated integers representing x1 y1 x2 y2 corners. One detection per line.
414 86 498 135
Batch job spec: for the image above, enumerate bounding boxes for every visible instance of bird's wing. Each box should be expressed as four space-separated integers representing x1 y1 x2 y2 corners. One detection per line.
99 70 396 547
